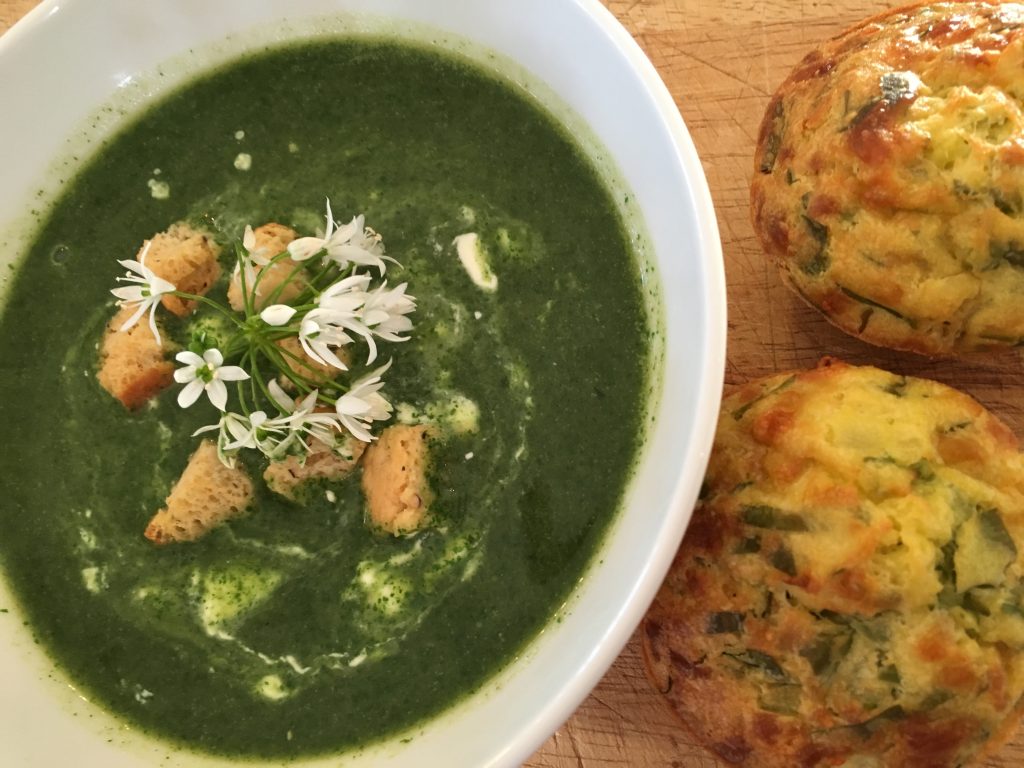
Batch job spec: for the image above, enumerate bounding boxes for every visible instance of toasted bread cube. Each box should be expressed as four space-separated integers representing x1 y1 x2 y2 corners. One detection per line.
142 223 221 317
361 424 433 535
228 223 304 311
97 306 175 409
145 441 253 544
264 434 366 501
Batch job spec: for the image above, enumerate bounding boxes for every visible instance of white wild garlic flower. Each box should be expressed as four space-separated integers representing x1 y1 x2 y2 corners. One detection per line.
110 241 176 345
287 199 396 274
241 224 272 266
335 360 394 442
361 281 416 343
298 309 357 372
174 348 250 411
267 380 345 451
220 410 287 454
192 411 253 467
193 410 290 465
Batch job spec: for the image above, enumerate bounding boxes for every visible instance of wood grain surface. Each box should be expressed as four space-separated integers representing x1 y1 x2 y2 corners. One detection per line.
2 1 1023 766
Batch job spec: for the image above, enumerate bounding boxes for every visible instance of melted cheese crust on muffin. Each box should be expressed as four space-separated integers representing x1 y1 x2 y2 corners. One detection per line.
643 359 1024 767
751 1 1024 354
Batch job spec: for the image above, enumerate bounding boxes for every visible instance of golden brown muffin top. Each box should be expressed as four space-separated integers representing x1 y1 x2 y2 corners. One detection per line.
643 359 1024 767
751 1 1024 355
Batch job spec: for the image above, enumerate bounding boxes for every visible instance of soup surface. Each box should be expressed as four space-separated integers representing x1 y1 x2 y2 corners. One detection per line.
0 39 649 758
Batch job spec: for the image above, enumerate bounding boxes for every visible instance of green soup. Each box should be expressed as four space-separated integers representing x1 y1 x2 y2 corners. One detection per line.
0 39 649 758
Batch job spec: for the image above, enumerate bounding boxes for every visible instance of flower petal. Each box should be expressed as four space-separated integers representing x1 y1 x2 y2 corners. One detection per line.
149 274 176 296
287 237 326 262
173 366 195 384
207 379 228 411
363 332 379 365
337 395 370 416
243 224 256 253
352 426 374 442
331 215 362 244
216 365 250 382
175 350 205 367
225 413 253 443
299 334 329 368
147 303 163 347
203 348 225 368
117 301 149 332
296 389 320 414
177 379 204 409
315 344 350 371
268 379 294 412
110 286 144 302
116 258 147 274
324 198 336 239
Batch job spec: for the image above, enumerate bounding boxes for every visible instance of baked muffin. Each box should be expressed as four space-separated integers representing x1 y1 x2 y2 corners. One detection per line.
751 1 1024 355
643 358 1024 767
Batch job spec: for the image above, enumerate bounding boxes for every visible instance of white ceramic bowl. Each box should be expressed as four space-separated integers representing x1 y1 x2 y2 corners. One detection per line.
0 1 725 765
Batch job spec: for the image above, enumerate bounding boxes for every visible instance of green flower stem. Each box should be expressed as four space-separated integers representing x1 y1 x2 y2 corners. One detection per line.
268 340 353 399
290 259 345 307
232 244 338 317
172 291 245 326
261 326 304 341
222 332 254 359
248 353 278 411
247 249 292 308
272 342 331 385
249 350 263 407
257 339 314 394
264 257 310 306
235 350 253 415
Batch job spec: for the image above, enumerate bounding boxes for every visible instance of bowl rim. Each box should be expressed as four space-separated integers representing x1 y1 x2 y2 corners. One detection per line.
0 1 727 765
506 0 728 757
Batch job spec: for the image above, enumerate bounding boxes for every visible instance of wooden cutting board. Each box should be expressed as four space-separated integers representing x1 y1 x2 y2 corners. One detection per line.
1 1 1021 765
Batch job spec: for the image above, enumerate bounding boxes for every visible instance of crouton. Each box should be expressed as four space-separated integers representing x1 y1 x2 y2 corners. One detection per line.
145 441 253 544
97 306 175 409
264 434 366 501
227 223 305 311
361 424 433 535
274 335 347 386
247 222 296 262
143 223 221 317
